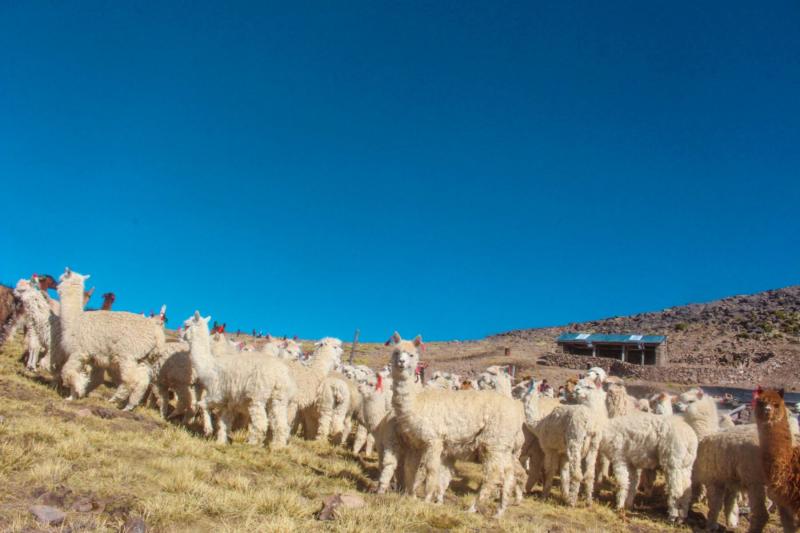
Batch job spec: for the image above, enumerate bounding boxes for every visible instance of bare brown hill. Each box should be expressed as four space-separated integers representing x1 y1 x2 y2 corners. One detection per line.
344 286 800 391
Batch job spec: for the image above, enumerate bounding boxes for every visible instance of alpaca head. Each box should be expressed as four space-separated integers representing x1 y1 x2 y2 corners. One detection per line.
586 366 607 384
754 387 788 426
675 387 705 412
387 331 424 379
651 392 675 415
183 311 212 343
57 268 90 302
281 339 302 360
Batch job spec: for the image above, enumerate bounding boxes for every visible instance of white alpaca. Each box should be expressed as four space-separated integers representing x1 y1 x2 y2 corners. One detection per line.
519 382 563 493
14 278 62 372
353 373 393 456
651 392 675 415
474 367 513 397
57 269 166 410
598 412 698 520
676 388 720 440
315 375 352 443
425 371 461 391
286 337 343 438
532 377 607 506
183 312 296 448
260 336 303 361
389 332 523 517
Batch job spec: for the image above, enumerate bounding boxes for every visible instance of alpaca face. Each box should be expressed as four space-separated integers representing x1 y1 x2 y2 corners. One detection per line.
755 389 787 425
281 339 302 360
182 312 211 342
675 387 704 412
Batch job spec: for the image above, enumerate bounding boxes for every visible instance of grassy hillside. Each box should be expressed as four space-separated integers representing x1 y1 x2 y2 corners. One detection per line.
0 336 779 532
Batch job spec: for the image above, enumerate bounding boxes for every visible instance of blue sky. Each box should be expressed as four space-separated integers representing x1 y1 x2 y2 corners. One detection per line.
1 1 798 341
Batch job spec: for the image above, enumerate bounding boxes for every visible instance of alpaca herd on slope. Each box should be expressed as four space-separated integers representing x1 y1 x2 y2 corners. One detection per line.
6 268 800 529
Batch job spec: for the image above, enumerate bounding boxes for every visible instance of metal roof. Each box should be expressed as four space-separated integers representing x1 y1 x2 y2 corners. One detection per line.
556 333 666 345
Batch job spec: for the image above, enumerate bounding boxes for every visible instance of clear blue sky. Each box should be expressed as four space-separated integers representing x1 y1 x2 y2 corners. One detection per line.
1 1 798 341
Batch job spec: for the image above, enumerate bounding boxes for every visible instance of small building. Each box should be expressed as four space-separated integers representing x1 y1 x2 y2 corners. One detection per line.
556 333 667 366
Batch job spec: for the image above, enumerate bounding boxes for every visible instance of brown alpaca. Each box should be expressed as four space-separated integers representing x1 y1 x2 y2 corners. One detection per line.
35 274 58 292
755 387 800 531
101 292 115 310
83 286 95 307
0 284 21 345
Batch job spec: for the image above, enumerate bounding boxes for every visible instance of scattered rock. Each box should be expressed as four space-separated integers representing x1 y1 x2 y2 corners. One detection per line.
72 497 94 513
75 408 93 418
29 505 66 526
122 517 147 533
318 493 366 520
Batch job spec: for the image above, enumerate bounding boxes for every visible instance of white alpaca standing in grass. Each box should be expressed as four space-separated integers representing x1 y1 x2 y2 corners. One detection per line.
57 269 166 410
352 372 393 456
260 336 303 361
14 278 61 372
315 375 352 443
183 312 296 448
519 381 563 493
597 412 698 520
532 376 607 506
389 332 523 517
285 337 343 438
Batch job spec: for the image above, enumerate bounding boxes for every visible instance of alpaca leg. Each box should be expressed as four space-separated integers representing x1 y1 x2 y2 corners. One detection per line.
744 484 767 533
422 440 443 503
778 505 798 533
403 448 423 496
216 409 234 444
353 425 368 454
157 384 171 419
246 401 268 445
596 455 610 485
612 460 630 510
316 398 333 441
624 466 638 509
704 484 724 530
723 489 739 529
541 451 559 500
123 364 152 411
337 415 352 446
365 433 375 456
25 330 41 370
377 443 399 494
437 456 455 504
171 385 192 419
665 466 692 521
200 403 214 437
526 440 544 493
61 355 90 400
267 398 290 448
565 440 583 506
496 453 517 517
582 441 599 505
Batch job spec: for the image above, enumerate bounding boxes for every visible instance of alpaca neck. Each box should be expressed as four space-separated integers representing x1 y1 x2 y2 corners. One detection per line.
758 408 794 479
310 347 337 376
391 372 418 419
58 284 84 332
187 330 218 389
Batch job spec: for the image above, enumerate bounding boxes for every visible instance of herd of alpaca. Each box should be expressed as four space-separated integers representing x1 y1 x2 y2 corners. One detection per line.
5 268 800 529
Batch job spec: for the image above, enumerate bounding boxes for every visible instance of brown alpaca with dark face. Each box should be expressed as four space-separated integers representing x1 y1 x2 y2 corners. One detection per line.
101 292 115 311
754 387 800 530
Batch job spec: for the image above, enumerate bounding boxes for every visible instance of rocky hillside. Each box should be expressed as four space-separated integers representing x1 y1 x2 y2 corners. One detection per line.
491 286 800 390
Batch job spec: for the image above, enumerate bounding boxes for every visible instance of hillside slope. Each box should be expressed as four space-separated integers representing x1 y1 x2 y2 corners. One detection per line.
347 286 800 390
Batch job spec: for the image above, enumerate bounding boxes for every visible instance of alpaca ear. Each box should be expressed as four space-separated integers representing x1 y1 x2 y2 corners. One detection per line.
84 274 90 281
386 331 401 346
413 335 423 347
194 311 201 321
696 388 704 399
204 316 211 324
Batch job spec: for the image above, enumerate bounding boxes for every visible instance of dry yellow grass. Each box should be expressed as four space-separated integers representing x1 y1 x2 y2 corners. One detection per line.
0 335 782 532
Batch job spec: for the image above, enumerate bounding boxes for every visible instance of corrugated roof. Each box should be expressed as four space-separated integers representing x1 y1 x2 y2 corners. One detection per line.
557 333 666 345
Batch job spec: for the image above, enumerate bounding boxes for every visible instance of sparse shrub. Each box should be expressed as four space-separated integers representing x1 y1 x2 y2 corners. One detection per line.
674 323 688 332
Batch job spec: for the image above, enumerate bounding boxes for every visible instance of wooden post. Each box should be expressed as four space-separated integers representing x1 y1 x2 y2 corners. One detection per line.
349 328 359 365
621 344 626 363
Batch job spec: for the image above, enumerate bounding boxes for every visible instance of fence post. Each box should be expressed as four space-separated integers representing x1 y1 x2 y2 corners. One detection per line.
349 328 360 365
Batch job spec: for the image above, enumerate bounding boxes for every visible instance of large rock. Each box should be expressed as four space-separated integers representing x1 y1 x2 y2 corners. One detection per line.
29 505 66 526
318 493 366 520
